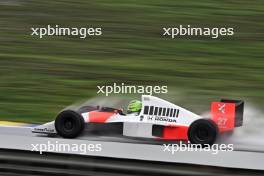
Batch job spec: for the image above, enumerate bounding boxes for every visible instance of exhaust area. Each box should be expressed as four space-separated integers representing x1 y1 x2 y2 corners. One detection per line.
213 104 264 151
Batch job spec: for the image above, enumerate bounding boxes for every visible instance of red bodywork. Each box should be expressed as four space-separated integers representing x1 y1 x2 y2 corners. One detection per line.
211 102 236 133
88 111 115 123
162 126 189 140
161 101 238 140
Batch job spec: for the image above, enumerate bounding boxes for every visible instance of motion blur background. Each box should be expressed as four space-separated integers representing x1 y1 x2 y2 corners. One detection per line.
0 0 263 123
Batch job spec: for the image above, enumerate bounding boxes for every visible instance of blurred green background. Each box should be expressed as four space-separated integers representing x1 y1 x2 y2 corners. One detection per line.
0 0 263 123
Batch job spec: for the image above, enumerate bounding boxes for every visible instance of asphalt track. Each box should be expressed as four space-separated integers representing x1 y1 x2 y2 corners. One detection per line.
0 125 264 171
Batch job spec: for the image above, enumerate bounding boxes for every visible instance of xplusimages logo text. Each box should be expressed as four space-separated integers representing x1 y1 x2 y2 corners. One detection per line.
97 83 168 96
31 141 102 154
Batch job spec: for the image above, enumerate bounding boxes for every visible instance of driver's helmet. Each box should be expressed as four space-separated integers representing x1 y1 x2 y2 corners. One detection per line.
127 100 142 113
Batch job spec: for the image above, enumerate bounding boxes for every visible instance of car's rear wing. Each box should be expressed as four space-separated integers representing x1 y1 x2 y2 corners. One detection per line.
221 99 244 127
211 99 244 132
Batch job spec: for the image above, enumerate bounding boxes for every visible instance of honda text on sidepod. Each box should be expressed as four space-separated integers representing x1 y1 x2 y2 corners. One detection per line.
32 95 244 145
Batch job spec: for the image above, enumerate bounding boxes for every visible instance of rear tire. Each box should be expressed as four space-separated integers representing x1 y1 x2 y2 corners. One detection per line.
188 119 218 146
55 110 85 138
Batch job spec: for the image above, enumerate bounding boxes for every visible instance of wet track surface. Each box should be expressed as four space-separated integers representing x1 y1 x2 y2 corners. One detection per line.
0 118 264 153
0 125 264 170
0 100 264 170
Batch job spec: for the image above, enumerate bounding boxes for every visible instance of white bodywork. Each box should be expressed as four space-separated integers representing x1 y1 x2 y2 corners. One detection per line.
32 95 203 138
108 95 201 138
32 121 56 134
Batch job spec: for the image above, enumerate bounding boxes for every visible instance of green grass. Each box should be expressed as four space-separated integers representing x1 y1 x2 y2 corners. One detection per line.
0 0 263 123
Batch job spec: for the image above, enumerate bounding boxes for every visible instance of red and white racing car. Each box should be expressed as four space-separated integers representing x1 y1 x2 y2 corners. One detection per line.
32 95 244 145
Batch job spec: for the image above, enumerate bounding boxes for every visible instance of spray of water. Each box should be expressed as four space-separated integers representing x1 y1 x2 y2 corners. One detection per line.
66 96 264 151
64 96 133 113
202 104 264 151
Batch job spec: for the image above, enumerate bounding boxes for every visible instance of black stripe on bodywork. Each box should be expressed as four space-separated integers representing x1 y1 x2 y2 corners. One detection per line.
152 125 164 137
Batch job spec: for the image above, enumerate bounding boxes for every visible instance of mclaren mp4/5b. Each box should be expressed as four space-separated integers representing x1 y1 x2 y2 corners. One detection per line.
32 95 244 145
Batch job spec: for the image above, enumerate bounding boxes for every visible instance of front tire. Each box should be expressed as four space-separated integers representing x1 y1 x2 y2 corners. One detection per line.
55 110 85 138
188 119 218 146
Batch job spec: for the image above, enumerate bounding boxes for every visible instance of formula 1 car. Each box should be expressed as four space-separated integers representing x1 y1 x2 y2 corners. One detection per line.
32 95 244 145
